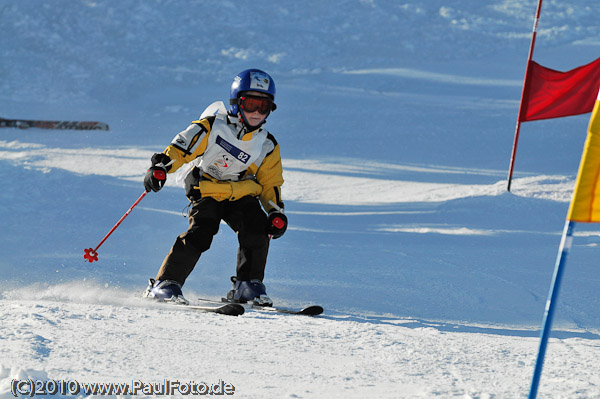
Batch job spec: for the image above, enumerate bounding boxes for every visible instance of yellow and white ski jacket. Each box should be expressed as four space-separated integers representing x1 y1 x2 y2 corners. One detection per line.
161 110 283 212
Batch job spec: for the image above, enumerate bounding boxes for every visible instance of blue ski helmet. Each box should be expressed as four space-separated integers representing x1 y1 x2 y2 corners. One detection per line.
229 69 277 115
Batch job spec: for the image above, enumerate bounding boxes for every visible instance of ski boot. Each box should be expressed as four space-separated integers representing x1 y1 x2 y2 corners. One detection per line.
142 278 189 305
226 277 273 306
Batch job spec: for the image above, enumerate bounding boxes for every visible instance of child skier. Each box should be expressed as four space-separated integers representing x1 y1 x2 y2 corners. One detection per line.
142 69 287 306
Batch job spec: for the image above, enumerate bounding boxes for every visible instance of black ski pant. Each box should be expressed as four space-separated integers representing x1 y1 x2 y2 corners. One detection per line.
156 196 270 286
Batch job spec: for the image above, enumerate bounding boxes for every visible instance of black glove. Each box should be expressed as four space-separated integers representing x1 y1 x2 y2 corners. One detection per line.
267 210 287 239
144 153 171 192
184 167 202 202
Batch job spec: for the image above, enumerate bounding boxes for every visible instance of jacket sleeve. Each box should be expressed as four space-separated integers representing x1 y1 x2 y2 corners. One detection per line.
162 118 212 173
256 142 284 212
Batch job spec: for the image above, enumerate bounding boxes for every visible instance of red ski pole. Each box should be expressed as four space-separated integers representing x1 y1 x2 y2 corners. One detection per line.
83 191 148 263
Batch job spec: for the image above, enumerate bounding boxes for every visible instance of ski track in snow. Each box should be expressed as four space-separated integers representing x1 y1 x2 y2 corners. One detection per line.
1 284 600 399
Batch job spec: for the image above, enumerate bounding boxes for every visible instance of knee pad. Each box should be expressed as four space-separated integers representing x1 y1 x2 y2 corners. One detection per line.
180 228 215 253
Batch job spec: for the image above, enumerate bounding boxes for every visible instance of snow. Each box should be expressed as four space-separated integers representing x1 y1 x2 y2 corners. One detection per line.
1 0 600 398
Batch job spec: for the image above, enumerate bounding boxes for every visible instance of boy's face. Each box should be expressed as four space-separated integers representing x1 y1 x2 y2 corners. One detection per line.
240 91 272 127
244 110 267 127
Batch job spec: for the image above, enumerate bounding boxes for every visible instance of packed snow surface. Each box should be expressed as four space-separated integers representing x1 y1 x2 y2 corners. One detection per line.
2 1 600 398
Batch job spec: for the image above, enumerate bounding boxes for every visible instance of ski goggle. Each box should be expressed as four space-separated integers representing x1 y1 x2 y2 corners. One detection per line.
239 96 275 114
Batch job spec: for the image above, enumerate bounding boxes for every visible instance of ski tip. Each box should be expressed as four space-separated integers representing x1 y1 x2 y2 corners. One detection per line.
299 305 324 316
184 303 245 316
215 303 245 316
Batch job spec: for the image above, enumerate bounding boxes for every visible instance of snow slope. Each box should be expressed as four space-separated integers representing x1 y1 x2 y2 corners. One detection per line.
1 1 600 398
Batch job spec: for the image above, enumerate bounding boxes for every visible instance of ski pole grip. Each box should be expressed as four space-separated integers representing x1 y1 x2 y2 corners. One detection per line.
152 159 173 181
272 216 285 229
153 169 166 180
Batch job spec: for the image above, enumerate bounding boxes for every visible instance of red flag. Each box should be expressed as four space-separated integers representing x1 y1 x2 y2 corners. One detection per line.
519 57 600 122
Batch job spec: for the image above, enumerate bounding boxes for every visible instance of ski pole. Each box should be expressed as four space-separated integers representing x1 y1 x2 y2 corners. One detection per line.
268 200 284 214
83 159 173 262
83 190 148 263
267 200 286 235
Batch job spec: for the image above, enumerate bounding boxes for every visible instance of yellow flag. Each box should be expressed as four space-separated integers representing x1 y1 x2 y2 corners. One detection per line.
567 89 600 222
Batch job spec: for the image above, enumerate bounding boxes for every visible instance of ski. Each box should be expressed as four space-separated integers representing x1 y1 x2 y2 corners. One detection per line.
0 117 109 131
249 304 323 316
144 296 245 316
197 298 323 316
185 303 245 316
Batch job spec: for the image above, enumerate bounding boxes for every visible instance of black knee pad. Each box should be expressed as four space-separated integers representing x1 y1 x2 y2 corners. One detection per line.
181 228 216 253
